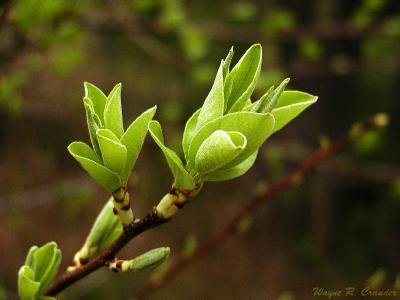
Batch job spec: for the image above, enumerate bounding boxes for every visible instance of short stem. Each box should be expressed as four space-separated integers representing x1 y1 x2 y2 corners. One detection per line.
112 187 134 227
67 244 98 273
155 183 203 219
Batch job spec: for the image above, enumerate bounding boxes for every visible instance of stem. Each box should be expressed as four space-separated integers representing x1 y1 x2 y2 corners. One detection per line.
134 113 389 299
45 211 168 296
45 113 388 298
112 187 134 227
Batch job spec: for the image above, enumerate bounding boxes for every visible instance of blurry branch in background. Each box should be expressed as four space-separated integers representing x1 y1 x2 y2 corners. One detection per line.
133 113 389 299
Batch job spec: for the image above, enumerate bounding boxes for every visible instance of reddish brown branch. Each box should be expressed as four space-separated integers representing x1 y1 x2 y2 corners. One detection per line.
45 211 168 296
45 113 388 298
134 113 389 299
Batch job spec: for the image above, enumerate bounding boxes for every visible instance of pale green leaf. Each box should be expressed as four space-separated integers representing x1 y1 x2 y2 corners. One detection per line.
120 106 157 181
225 44 262 112
37 247 61 294
84 82 107 122
182 108 200 160
104 83 124 138
31 242 57 281
148 121 195 189
24 246 38 267
83 97 103 159
68 142 121 192
205 150 258 181
222 46 234 78
188 112 275 170
18 266 40 300
96 129 127 175
86 198 121 249
196 61 224 129
195 130 246 176
271 90 317 133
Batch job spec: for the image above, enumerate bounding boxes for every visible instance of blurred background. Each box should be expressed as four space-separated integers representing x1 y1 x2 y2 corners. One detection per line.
1 0 400 299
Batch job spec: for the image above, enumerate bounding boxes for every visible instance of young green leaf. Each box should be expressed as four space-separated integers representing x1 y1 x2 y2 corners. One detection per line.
96 129 127 175
83 97 103 159
225 44 262 112
37 246 61 294
84 82 107 123
18 266 40 300
188 112 275 170
196 61 224 129
195 130 247 176
271 90 318 133
85 198 121 250
182 108 201 160
248 86 274 112
24 246 38 267
205 150 258 181
222 46 234 79
148 121 195 189
68 142 121 192
104 83 124 138
120 105 157 181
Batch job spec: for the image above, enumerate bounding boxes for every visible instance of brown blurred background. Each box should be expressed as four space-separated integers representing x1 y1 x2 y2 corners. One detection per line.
1 0 400 299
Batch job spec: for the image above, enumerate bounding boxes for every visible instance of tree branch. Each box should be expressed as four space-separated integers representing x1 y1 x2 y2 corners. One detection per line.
45 113 388 298
134 113 389 299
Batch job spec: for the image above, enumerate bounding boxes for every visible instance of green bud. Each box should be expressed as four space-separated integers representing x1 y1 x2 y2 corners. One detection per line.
18 242 62 300
108 247 171 272
68 198 122 272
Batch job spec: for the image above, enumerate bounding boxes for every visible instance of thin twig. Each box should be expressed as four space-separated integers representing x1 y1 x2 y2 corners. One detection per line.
134 113 389 299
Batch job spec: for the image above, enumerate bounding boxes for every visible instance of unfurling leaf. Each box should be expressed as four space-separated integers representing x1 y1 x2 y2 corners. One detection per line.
188 112 275 170
206 150 258 181
195 130 246 176
18 242 62 300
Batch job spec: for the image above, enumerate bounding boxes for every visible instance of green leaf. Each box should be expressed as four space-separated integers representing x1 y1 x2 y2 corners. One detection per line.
196 61 224 129
84 82 107 123
182 108 201 160
250 78 290 113
18 266 40 300
68 142 121 192
83 97 103 159
24 246 38 267
271 90 317 133
195 130 246 176
120 106 157 181
37 247 61 294
205 150 258 181
222 46 234 79
104 83 124 138
188 112 275 170
148 121 195 189
31 242 57 281
96 129 127 175
225 44 262 112
85 198 121 249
